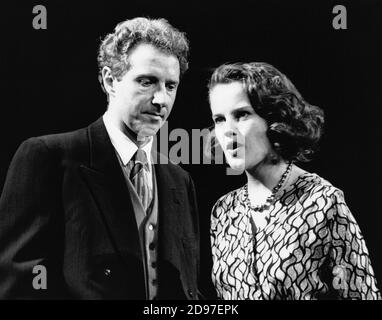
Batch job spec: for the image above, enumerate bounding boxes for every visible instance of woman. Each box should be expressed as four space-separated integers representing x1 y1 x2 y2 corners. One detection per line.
209 62 381 300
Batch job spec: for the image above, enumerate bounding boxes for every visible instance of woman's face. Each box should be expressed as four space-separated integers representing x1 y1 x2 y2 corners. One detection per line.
209 82 273 172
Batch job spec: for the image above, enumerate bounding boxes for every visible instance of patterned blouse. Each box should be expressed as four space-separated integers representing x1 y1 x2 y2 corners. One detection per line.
210 172 381 300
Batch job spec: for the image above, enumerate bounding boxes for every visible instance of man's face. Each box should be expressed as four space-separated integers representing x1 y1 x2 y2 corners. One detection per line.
108 43 180 140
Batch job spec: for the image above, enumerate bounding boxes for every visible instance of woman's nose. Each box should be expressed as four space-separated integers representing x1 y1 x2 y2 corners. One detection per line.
223 119 237 138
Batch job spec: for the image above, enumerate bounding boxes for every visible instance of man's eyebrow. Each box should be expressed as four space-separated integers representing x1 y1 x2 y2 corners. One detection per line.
135 74 179 84
167 79 179 85
135 74 157 80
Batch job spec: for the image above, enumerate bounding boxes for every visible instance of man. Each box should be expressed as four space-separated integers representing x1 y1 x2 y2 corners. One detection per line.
0 17 199 299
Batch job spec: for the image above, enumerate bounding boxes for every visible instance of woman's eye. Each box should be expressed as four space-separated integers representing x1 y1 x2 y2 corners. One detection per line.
237 111 250 120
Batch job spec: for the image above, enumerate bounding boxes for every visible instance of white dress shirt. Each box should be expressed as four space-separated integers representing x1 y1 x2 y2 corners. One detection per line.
102 111 153 192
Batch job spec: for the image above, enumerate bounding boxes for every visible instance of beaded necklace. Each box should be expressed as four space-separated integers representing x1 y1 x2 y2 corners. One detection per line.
244 161 293 212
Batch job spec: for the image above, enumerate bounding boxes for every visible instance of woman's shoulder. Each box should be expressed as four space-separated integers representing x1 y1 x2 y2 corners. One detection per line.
280 171 352 225
293 171 343 196
288 171 347 209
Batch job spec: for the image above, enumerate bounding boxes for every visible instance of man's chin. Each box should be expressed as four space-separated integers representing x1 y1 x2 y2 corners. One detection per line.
136 125 161 140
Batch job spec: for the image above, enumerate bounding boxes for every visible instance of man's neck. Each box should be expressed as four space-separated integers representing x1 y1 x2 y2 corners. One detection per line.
104 110 151 147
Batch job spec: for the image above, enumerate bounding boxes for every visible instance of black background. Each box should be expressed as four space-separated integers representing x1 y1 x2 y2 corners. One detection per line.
1 0 381 298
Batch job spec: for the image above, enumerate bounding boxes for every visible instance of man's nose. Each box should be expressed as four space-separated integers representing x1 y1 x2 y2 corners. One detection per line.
151 86 167 108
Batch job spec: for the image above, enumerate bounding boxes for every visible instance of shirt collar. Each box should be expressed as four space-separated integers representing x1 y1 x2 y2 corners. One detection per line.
102 111 153 167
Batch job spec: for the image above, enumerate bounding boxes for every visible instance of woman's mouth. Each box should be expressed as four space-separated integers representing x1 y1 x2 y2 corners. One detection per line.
225 140 244 157
226 140 242 151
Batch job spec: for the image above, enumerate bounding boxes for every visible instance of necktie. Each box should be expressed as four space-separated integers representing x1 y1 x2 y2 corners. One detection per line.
130 148 152 212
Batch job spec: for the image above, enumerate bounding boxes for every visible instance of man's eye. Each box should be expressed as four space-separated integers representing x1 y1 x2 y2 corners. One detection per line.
166 83 177 91
213 117 224 124
138 78 154 87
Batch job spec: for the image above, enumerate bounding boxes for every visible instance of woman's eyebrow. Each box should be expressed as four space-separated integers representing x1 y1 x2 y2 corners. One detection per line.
234 105 252 111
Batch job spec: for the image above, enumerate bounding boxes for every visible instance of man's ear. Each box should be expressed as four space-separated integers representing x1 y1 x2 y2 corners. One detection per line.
102 66 116 97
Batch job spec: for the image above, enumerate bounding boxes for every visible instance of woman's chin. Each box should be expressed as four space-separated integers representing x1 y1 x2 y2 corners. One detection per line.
226 158 246 172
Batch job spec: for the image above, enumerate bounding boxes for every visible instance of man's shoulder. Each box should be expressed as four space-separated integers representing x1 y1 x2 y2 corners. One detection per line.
12 123 94 168
19 122 93 154
36 127 87 148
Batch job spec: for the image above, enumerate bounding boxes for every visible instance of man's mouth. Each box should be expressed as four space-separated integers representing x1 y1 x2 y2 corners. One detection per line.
142 111 165 120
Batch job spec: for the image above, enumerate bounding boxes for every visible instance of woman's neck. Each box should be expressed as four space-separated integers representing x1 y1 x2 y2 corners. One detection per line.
245 160 291 206
246 160 289 190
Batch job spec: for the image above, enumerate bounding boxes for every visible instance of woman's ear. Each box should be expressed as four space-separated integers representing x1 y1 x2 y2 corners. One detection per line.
268 144 281 164
101 67 115 97
267 124 282 164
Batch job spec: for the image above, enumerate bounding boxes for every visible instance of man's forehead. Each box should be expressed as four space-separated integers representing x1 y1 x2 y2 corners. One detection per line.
127 43 180 79
128 63 180 81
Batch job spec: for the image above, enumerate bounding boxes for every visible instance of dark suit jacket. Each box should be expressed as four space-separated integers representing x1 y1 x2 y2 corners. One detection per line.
0 118 200 299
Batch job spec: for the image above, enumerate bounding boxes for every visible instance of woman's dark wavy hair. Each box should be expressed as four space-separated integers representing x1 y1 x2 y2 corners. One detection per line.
208 62 324 162
98 17 189 94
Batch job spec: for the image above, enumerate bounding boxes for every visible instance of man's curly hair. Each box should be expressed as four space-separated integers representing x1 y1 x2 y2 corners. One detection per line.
97 17 189 94
208 62 324 162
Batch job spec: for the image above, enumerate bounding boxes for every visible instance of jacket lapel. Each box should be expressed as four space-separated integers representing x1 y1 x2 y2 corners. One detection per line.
79 118 142 262
154 159 185 269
